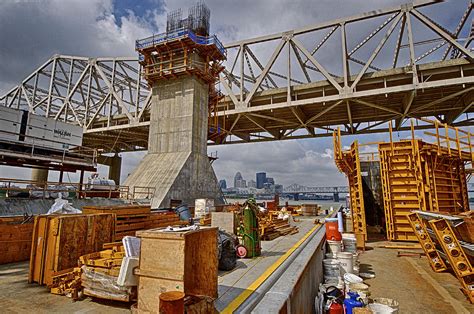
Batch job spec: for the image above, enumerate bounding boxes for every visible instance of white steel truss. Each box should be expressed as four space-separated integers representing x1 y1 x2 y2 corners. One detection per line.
1 0 473 151
216 0 474 144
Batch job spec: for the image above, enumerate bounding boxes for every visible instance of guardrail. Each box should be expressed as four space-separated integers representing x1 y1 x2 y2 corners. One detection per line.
0 178 155 200
135 28 226 55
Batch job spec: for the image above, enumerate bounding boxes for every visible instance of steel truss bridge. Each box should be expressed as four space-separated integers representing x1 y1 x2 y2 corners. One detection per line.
1 0 474 153
283 183 474 194
283 184 349 194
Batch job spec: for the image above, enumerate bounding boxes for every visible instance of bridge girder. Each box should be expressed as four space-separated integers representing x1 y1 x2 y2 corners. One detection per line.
1 0 473 153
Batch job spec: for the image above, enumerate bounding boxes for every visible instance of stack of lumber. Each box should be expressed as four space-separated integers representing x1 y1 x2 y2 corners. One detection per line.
49 243 136 302
301 204 320 216
0 215 34 264
49 267 82 299
147 211 185 229
200 213 212 225
80 244 136 302
82 205 183 241
260 218 299 241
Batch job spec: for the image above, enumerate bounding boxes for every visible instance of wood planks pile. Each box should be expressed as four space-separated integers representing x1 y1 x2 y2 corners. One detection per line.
301 204 321 216
260 218 299 241
50 243 136 302
82 205 183 241
80 243 136 302
0 215 34 264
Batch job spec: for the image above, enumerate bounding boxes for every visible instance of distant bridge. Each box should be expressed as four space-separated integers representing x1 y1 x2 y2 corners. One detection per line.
283 184 349 194
283 183 474 195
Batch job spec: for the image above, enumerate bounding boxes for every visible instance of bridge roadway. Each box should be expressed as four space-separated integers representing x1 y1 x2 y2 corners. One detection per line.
1 1 473 153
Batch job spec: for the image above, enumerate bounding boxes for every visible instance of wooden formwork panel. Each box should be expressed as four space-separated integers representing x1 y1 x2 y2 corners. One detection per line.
379 140 425 241
379 139 471 241
347 142 367 241
28 214 115 286
0 216 34 264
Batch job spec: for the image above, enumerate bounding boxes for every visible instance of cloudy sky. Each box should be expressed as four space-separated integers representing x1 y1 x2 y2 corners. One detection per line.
0 0 471 187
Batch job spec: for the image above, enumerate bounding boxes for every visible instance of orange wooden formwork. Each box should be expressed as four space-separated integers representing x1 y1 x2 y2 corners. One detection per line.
334 119 473 242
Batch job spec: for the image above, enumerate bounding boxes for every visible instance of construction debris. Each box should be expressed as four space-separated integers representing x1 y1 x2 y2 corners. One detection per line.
49 243 137 302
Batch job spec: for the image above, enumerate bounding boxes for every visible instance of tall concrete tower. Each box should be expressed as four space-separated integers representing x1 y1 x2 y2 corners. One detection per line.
125 3 225 208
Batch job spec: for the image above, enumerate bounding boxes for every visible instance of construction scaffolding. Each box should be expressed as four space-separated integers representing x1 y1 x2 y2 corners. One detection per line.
136 2 226 144
334 130 369 247
334 119 473 243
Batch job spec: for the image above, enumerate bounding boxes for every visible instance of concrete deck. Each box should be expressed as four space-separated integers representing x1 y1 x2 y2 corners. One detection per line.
0 217 321 313
360 240 474 314
215 217 319 311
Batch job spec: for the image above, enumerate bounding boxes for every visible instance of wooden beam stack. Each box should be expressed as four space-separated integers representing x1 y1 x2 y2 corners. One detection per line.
259 218 298 241
82 205 184 241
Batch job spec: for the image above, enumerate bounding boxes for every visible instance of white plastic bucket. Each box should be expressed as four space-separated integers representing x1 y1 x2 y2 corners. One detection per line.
323 259 340 282
343 237 357 253
327 240 342 256
336 252 354 274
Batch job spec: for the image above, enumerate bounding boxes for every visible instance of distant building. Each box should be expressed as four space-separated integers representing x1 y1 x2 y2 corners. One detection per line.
263 182 274 192
266 177 275 185
234 172 243 188
256 172 266 189
248 180 256 188
219 179 227 189
275 184 283 194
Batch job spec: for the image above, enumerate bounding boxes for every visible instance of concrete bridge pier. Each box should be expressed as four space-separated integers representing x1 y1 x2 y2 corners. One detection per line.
31 168 48 186
124 76 223 208
333 192 340 202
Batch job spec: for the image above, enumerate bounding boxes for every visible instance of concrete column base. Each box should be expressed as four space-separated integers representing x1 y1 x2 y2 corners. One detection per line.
31 168 49 186
124 151 223 209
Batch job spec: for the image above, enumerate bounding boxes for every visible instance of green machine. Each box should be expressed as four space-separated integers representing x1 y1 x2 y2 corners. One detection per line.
237 198 261 258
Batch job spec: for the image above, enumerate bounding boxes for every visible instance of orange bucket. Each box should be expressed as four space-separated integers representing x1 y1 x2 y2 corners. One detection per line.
325 218 342 241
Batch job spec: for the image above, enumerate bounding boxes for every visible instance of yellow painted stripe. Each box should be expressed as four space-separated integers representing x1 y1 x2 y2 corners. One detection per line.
222 217 328 313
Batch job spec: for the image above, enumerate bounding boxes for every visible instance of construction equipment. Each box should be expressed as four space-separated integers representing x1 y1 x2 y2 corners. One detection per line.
408 211 474 304
237 198 261 258
407 212 448 273
430 218 473 303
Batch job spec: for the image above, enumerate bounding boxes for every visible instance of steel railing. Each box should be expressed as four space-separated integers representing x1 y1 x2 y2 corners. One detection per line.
136 28 226 55
0 178 155 200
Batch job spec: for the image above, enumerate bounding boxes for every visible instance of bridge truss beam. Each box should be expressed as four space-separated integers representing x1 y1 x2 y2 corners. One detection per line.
0 0 473 152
